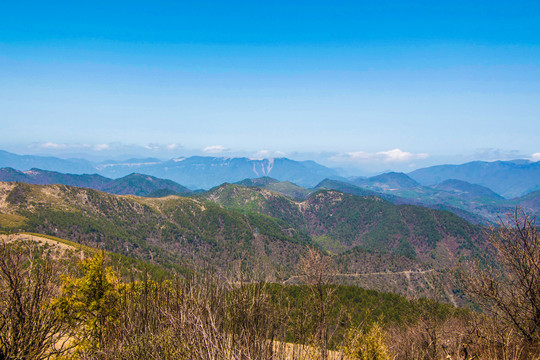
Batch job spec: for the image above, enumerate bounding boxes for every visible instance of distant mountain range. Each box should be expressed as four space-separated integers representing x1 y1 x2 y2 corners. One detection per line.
1 149 540 204
3 150 538 303
408 160 540 198
350 172 421 190
314 176 525 224
0 150 340 189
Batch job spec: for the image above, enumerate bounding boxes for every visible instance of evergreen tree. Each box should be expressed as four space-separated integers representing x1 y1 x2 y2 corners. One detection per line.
52 251 121 353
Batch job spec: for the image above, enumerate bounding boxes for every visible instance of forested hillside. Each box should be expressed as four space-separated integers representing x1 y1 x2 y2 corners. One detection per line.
204 184 484 269
0 182 309 278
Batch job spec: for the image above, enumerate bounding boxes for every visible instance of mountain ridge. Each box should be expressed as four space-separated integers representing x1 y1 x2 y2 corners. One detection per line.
0 167 192 197
0 150 340 189
3 165 538 226
408 159 540 198
2 150 540 197
201 183 485 268
0 181 310 278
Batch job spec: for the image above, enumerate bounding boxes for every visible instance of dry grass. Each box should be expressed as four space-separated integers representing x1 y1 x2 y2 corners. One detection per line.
0 233 76 252
0 213 27 228
274 341 344 360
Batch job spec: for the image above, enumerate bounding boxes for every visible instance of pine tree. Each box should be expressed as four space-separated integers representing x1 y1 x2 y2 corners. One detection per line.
52 251 121 352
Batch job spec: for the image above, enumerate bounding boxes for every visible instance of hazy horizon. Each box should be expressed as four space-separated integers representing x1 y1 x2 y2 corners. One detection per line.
1 145 539 178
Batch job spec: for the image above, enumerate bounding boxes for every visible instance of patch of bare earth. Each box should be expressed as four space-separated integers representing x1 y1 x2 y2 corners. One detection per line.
0 233 76 252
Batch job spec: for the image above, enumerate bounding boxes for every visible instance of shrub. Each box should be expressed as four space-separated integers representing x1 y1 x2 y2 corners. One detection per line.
343 322 389 360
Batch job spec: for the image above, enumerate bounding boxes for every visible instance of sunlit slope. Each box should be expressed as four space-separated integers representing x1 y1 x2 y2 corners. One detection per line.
203 184 485 268
0 182 310 278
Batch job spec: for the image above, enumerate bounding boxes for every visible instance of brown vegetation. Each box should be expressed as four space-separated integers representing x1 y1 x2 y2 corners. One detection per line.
0 241 73 359
2 208 540 359
461 208 540 350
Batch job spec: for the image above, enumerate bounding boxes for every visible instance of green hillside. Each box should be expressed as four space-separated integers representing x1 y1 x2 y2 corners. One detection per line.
204 183 306 227
0 182 310 278
0 180 487 302
203 184 485 269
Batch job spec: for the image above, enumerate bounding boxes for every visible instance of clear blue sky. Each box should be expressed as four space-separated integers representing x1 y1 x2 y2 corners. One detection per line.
1 1 539 173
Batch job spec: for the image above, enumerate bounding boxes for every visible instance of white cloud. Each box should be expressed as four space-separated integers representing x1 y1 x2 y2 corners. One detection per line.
93 144 110 151
141 143 182 152
38 142 92 150
252 150 271 159
340 151 371 161
331 148 429 163
40 142 68 149
473 148 522 161
203 145 228 154
250 150 286 160
377 148 429 162
531 153 540 162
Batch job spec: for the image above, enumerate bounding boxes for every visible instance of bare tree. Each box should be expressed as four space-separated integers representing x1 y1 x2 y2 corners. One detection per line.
299 247 338 360
0 240 72 360
462 208 540 344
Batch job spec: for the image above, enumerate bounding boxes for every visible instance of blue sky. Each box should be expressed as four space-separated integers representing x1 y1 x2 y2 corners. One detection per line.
1 1 539 174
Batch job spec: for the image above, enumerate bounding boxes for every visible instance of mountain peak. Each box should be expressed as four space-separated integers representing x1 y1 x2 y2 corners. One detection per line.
235 177 280 187
350 172 420 191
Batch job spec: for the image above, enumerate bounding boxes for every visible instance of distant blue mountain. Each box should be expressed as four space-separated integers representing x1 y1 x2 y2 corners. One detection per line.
0 150 340 189
3 149 540 197
0 150 96 173
349 172 420 191
433 179 504 201
408 160 540 198
97 156 341 189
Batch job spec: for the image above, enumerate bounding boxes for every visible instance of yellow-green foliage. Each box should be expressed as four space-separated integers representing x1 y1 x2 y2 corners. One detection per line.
0 214 27 228
52 251 121 352
343 322 390 360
